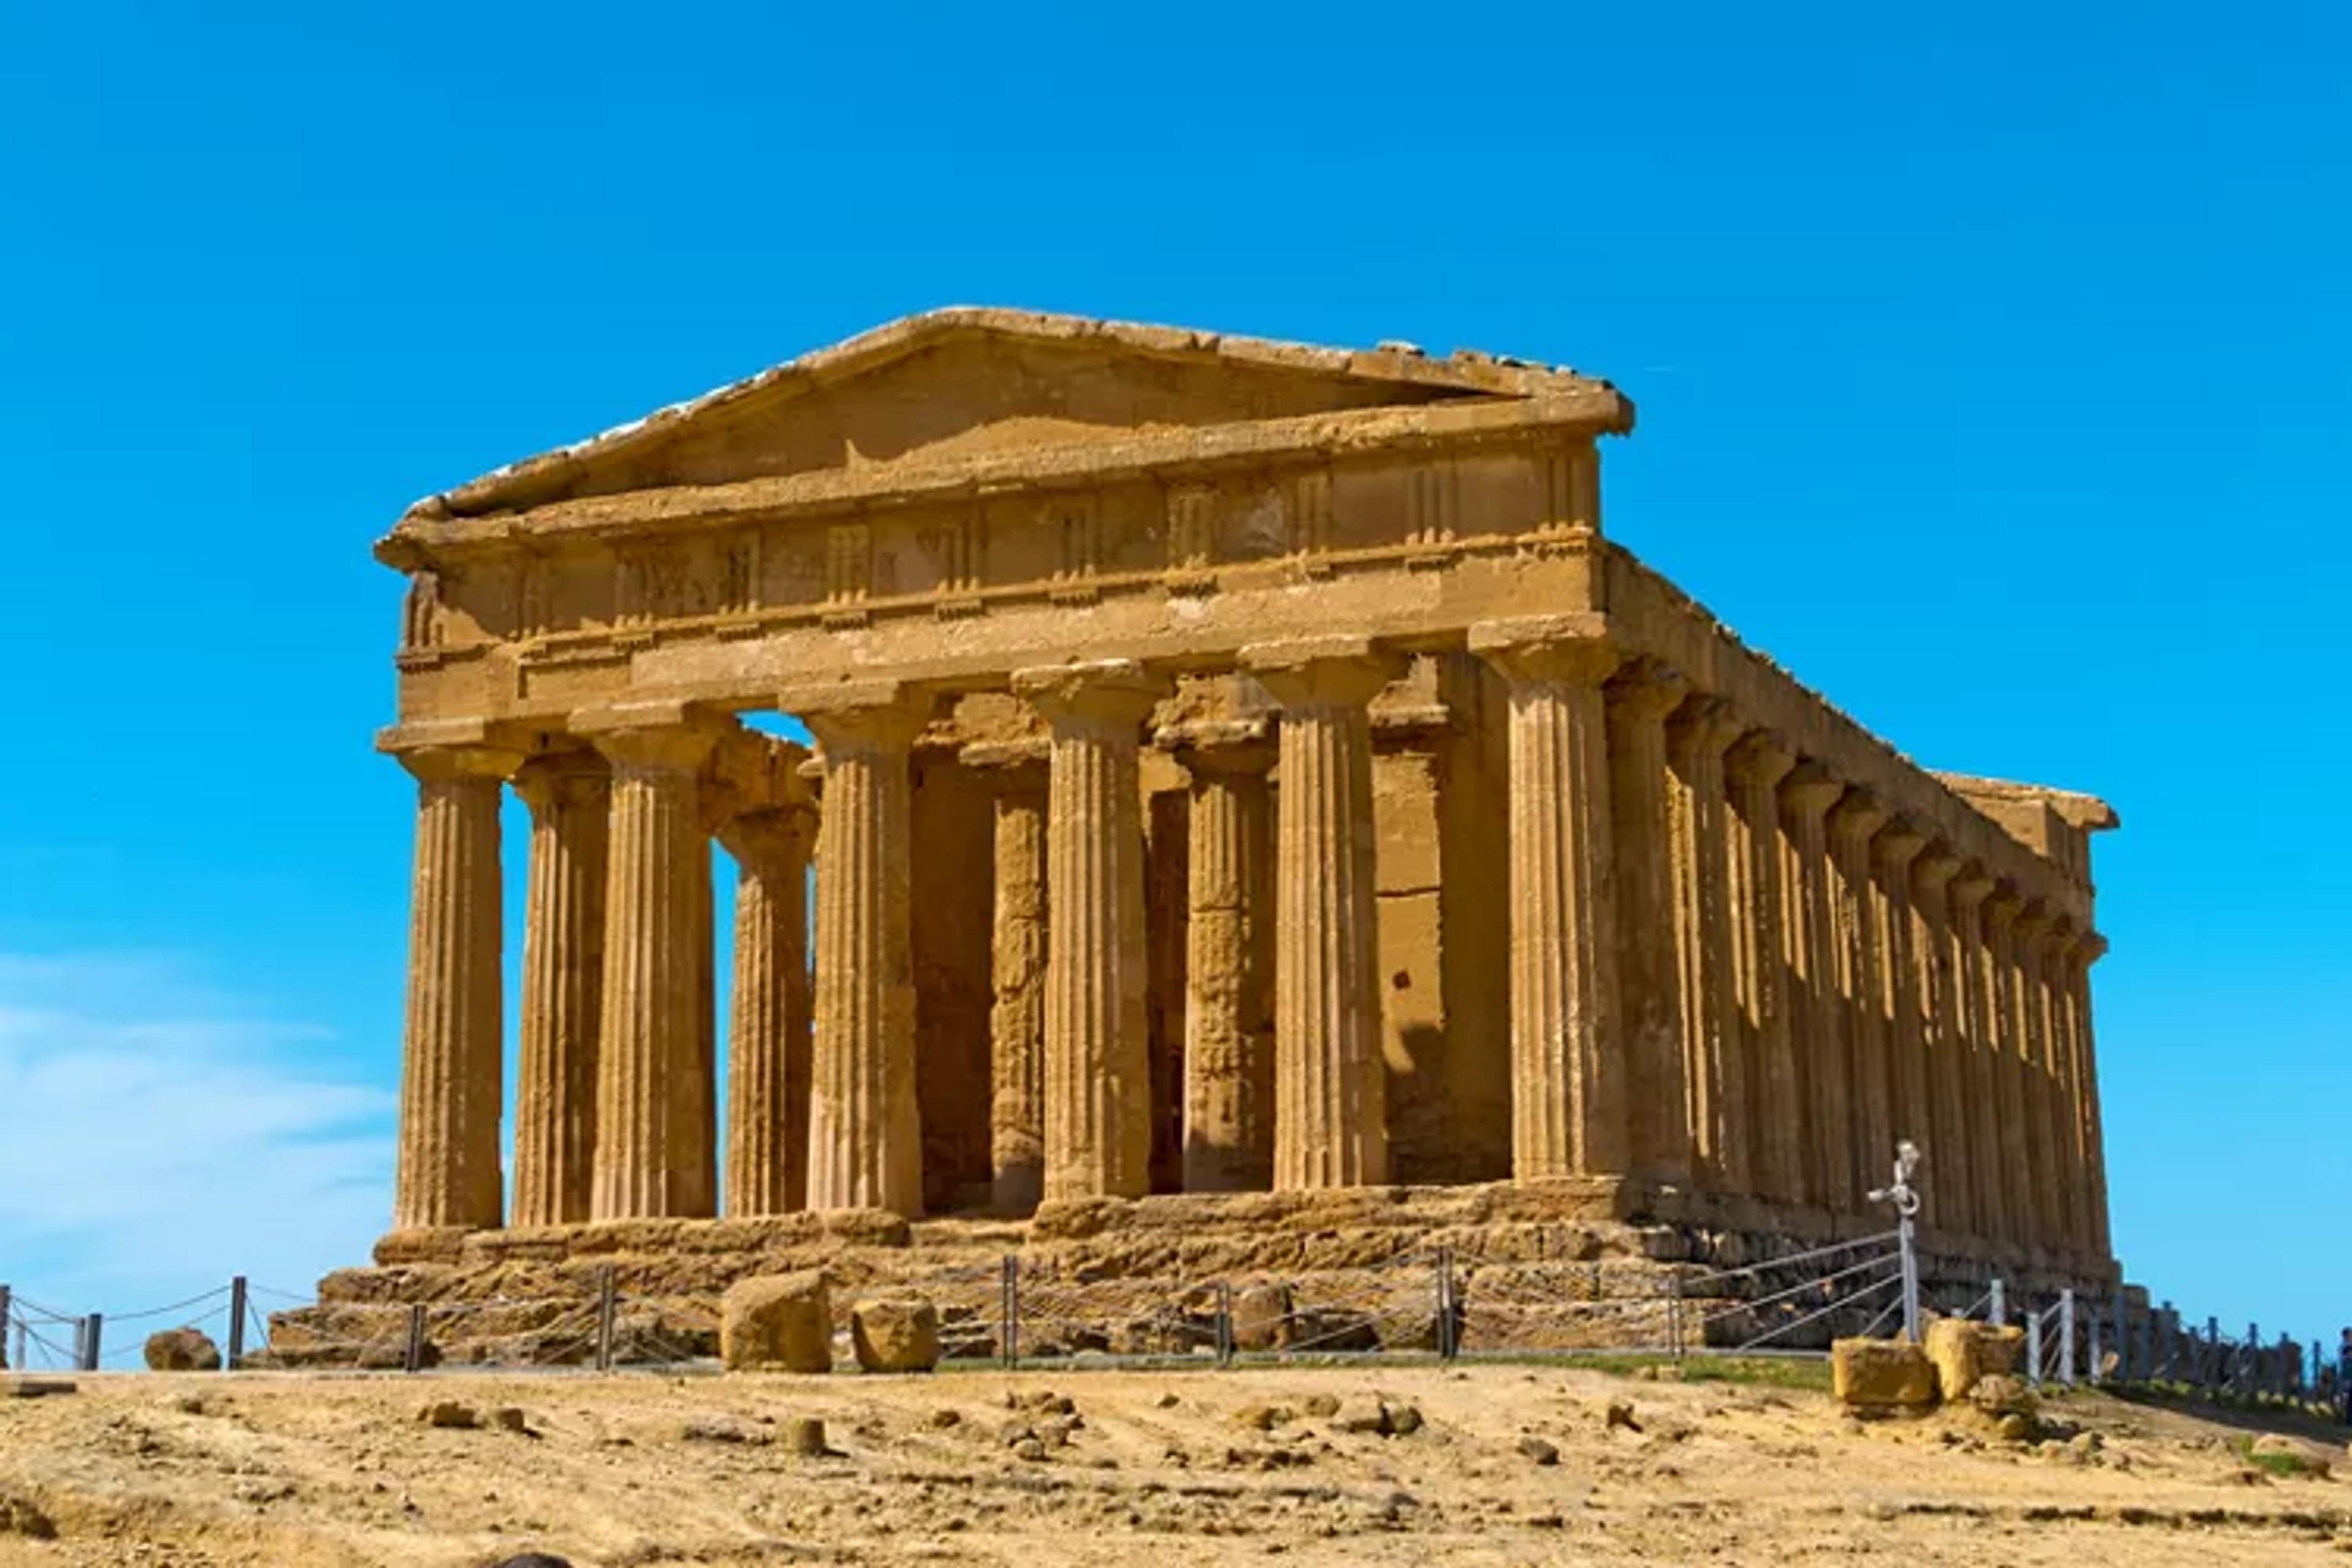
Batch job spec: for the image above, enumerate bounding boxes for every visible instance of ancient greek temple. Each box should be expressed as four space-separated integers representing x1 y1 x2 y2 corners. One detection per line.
378 309 2118 1276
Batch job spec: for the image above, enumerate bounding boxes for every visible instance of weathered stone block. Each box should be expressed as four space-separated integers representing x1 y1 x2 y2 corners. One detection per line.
1231 1282 1292 1351
1923 1317 2023 1402
850 1295 941 1373
1831 1337 1936 1412
720 1271 831 1373
143 1327 222 1372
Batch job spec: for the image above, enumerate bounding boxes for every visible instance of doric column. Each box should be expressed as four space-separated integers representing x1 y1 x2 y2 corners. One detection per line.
678 840 718 1218
1868 823 1928 1213
1910 850 1967 1234
1607 659 1691 1189
970 748 1049 1212
1826 789 1891 1211
1665 696 1746 1196
1947 867 2005 1247
1466 617 1623 1182
1161 720 1276 1194
390 740 519 1234
788 681 930 1216
2011 903 2059 1254
1778 763 1844 1212
719 806 816 1217
1725 731 1799 1205
2070 933 2113 1259
2044 923 2089 1259
510 752 609 1229
576 707 722 1221
1012 660 1164 1202
1981 886 2029 1250
1245 635 1404 1188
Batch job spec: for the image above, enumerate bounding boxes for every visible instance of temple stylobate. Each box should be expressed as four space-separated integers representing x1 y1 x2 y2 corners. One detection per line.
376 309 2119 1279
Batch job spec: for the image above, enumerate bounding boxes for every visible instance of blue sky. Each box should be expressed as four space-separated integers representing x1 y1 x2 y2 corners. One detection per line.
2 2 2344 1357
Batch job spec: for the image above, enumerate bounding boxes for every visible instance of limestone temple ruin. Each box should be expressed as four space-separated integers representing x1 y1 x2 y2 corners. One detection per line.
361 310 2120 1348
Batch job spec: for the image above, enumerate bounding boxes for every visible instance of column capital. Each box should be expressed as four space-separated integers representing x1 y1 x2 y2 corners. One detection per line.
1872 818 1929 871
380 719 529 783
718 803 818 867
1726 729 1796 789
780 678 937 756
1983 884 2025 929
1665 693 1743 757
1157 714 1277 777
2013 901 2055 943
572 700 728 774
1012 658 1166 731
1949 864 1996 910
1241 635 1407 707
1777 760 1844 820
1605 657 1690 722
2078 931 2111 966
1912 844 1963 890
1827 786 1891 846
510 747 610 812
1466 614 1618 688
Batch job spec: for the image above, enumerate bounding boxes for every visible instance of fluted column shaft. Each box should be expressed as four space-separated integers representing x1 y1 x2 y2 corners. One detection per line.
797 689 927 1216
1726 734 1799 1205
2012 907 2059 1254
1777 768 1844 1211
1015 662 1163 1201
982 760 1050 1212
1666 698 1746 1196
1172 736 1276 1193
2071 934 2113 1259
1607 661 1691 1188
511 756 609 1228
392 745 516 1232
1948 870 2005 1246
721 807 815 1217
1826 791 1891 1212
581 715 718 1221
1870 826 1928 1212
1248 638 1402 1188
1981 890 2029 1250
1912 853 1969 1234
1469 620 1624 1182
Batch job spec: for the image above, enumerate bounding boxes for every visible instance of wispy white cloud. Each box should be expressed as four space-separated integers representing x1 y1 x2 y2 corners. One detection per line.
0 952 391 1360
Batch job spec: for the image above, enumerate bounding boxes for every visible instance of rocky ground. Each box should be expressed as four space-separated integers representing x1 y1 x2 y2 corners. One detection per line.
2 1360 2348 1566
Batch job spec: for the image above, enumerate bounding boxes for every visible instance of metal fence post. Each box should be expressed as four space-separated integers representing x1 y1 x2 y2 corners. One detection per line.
1434 1248 1458 1362
2244 1322 2260 1400
2026 1308 2043 1389
1668 1269 1684 1362
9 1316 21 1374
82 1313 104 1372
594 1266 616 1373
2157 1303 2176 1379
1989 1278 2006 1328
1215 1282 1234 1367
2337 1328 2350 1423
2060 1290 2076 1387
0 1285 10 1371
403 1304 426 1374
2111 1295 2127 1381
226 1277 248 1372
1001 1256 1020 1371
2087 1308 2101 1388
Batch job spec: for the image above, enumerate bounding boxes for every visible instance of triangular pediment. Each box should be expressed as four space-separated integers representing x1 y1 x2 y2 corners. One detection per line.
418 309 1623 520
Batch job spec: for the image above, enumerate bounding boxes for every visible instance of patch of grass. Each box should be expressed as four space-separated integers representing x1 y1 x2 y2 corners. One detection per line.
1545 1352 1834 1393
2232 1436 2321 1478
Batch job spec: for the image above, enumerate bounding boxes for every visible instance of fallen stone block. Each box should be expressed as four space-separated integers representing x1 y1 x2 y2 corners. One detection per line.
850 1296 941 1373
1833 1338 1937 1414
720 1271 831 1374
143 1327 222 1372
1924 1317 2024 1403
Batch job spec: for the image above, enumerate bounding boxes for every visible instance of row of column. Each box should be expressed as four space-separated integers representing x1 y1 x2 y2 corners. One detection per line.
391 627 2110 1267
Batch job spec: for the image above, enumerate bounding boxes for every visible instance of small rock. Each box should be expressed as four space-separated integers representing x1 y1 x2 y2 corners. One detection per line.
491 1406 529 1434
1386 1401 1424 1436
1518 1434 1561 1466
1605 1400 1642 1434
1152 1392 1179 1409
1012 1436 1049 1462
1994 1412 2034 1444
417 1401 478 1430
1331 1396 1390 1435
171 1393 208 1415
927 1408 962 1429
489 1556 575 1568
1969 1375 2037 1419
681 1416 761 1445
1231 1402 1292 1431
780 1417 829 1457
0 1491 57 1540
1301 1393 1341 1418
0 1378 76 1400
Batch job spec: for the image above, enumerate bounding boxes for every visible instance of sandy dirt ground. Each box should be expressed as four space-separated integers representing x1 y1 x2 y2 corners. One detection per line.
2 1361 2348 1566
